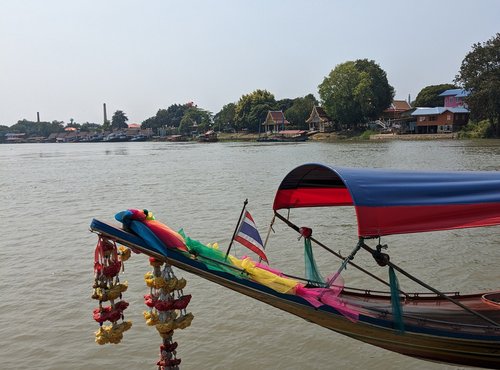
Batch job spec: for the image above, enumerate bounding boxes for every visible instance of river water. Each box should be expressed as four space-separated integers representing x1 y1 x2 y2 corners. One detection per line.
1 140 499 370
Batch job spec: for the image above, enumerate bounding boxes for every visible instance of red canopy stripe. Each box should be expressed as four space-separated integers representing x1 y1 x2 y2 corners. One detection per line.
356 203 500 237
273 188 353 210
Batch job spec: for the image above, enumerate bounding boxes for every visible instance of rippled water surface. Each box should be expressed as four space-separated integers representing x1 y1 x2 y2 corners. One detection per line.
1 140 499 370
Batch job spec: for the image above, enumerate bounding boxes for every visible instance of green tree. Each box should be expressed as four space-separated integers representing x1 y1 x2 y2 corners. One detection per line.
102 120 111 132
214 103 236 131
276 98 294 112
9 119 64 137
163 104 189 128
413 84 457 107
249 102 275 132
178 106 212 134
0 125 10 143
81 122 101 132
155 108 174 127
111 110 128 130
318 60 394 128
354 59 394 121
142 104 189 131
285 94 318 129
319 61 364 126
234 89 276 132
455 33 500 137
178 115 194 135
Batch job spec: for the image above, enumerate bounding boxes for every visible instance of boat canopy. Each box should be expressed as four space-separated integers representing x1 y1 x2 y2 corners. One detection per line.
273 163 500 237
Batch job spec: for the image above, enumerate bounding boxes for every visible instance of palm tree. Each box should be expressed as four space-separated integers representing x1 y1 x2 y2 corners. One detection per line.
111 110 128 130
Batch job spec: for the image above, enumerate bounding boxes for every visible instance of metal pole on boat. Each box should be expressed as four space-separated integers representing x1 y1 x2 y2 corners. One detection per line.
274 211 397 292
262 214 275 251
318 240 363 300
225 199 248 260
259 215 276 263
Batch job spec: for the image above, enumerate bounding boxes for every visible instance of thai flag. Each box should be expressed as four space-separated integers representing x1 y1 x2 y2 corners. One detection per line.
234 211 268 263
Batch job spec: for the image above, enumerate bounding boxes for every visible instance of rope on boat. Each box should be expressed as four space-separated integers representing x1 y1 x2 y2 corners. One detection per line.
273 211 406 295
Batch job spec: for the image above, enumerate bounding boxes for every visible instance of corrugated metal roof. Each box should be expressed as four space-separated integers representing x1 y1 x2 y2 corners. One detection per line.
412 107 446 115
448 107 469 113
411 107 469 116
438 89 470 97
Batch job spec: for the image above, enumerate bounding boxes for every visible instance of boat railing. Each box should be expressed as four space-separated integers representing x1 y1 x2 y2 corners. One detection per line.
363 305 500 334
340 285 462 299
280 273 461 299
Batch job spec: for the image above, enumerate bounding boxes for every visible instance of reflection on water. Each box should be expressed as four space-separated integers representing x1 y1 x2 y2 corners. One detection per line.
105 148 129 156
0 140 499 370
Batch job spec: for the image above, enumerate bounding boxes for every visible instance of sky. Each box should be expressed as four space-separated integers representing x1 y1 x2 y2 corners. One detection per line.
0 0 498 126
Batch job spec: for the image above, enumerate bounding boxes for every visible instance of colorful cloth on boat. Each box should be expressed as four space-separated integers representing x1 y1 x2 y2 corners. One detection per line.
234 211 268 263
114 209 358 321
228 256 297 294
115 209 187 252
304 237 324 285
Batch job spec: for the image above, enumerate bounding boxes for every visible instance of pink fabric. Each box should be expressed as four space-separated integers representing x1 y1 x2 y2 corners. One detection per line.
295 280 359 322
240 255 358 321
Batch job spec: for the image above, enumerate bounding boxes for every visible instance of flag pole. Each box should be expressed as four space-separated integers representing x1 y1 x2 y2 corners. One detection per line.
225 198 248 260
259 214 275 263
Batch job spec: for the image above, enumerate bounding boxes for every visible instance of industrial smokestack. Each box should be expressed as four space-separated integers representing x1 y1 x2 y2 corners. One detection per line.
37 112 40 123
103 103 108 124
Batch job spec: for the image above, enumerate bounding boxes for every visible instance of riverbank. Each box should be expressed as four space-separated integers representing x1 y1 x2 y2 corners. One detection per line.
216 132 259 141
232 131 461 142
1 131 467 144
217 132 347 142
369 133 458 140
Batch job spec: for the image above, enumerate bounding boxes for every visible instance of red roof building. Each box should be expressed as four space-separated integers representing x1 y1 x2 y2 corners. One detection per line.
306 106 334 132
381 100 412 120
262 111 289 133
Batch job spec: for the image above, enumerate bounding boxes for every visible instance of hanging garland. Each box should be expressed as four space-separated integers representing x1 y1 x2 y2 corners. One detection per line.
92 237 132 344
91 235 193 369
144 257 194 370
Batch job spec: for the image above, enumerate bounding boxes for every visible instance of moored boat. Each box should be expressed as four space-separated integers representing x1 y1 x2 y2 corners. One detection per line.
130 134 148 142
104 133 129 142
90 163 500 368
197 130 218 142
257 130 308 142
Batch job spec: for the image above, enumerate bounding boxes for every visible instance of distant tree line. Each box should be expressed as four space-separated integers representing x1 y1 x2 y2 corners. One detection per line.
455 33 500 137
2 32 498 140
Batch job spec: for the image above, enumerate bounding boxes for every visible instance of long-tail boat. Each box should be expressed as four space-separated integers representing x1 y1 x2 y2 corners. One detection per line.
90 163 500 368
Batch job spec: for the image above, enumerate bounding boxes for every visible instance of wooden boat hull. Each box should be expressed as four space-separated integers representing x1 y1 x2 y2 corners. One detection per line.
90 219 500 368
